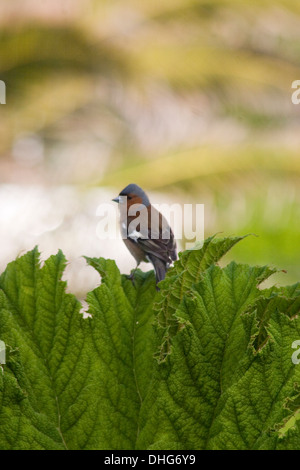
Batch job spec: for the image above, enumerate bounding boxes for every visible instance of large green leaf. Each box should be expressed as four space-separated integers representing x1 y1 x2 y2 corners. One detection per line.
0 237 300 449
139 262 300 449
154 235 251 361
85 257 158 449
0 249 102 449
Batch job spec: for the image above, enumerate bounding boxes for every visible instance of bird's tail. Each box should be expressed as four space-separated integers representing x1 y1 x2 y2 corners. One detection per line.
148 255 167 286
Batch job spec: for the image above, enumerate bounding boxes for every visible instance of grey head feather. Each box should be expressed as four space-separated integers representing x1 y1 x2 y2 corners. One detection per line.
119 183 150 206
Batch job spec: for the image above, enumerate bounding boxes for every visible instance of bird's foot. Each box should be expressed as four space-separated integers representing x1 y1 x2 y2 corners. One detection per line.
125 267 138 285
126 272 135 281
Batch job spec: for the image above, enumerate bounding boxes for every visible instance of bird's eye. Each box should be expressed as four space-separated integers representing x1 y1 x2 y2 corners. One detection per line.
127 195 132 200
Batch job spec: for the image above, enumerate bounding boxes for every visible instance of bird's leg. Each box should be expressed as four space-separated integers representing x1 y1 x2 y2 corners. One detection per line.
126 263 139 284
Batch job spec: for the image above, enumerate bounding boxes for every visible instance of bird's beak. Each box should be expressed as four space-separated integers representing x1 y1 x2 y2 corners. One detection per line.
112 196 120 203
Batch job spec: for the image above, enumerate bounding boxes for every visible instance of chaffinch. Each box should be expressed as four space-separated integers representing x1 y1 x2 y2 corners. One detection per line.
112 183 177 285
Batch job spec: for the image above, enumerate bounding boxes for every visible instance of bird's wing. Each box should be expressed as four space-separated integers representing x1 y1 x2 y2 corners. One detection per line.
139 237 177 264
128 226 177 265
126 206 177 264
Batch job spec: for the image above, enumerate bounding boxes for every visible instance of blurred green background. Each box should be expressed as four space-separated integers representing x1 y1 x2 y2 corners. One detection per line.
0 0 299 294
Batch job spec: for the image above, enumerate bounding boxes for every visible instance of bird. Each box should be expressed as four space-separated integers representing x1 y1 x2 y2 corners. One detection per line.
112 183 177 286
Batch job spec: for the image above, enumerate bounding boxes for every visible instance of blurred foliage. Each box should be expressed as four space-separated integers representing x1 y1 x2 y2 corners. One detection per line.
0 0 299 284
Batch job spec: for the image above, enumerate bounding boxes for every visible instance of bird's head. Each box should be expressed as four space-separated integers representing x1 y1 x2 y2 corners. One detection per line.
112 183 151 207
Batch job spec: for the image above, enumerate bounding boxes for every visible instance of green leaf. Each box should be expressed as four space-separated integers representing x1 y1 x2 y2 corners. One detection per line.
211 305 300 449
0 249 99 449
154 235 253 361
1 237 300 450
85 257 158 449
139 262 278 449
